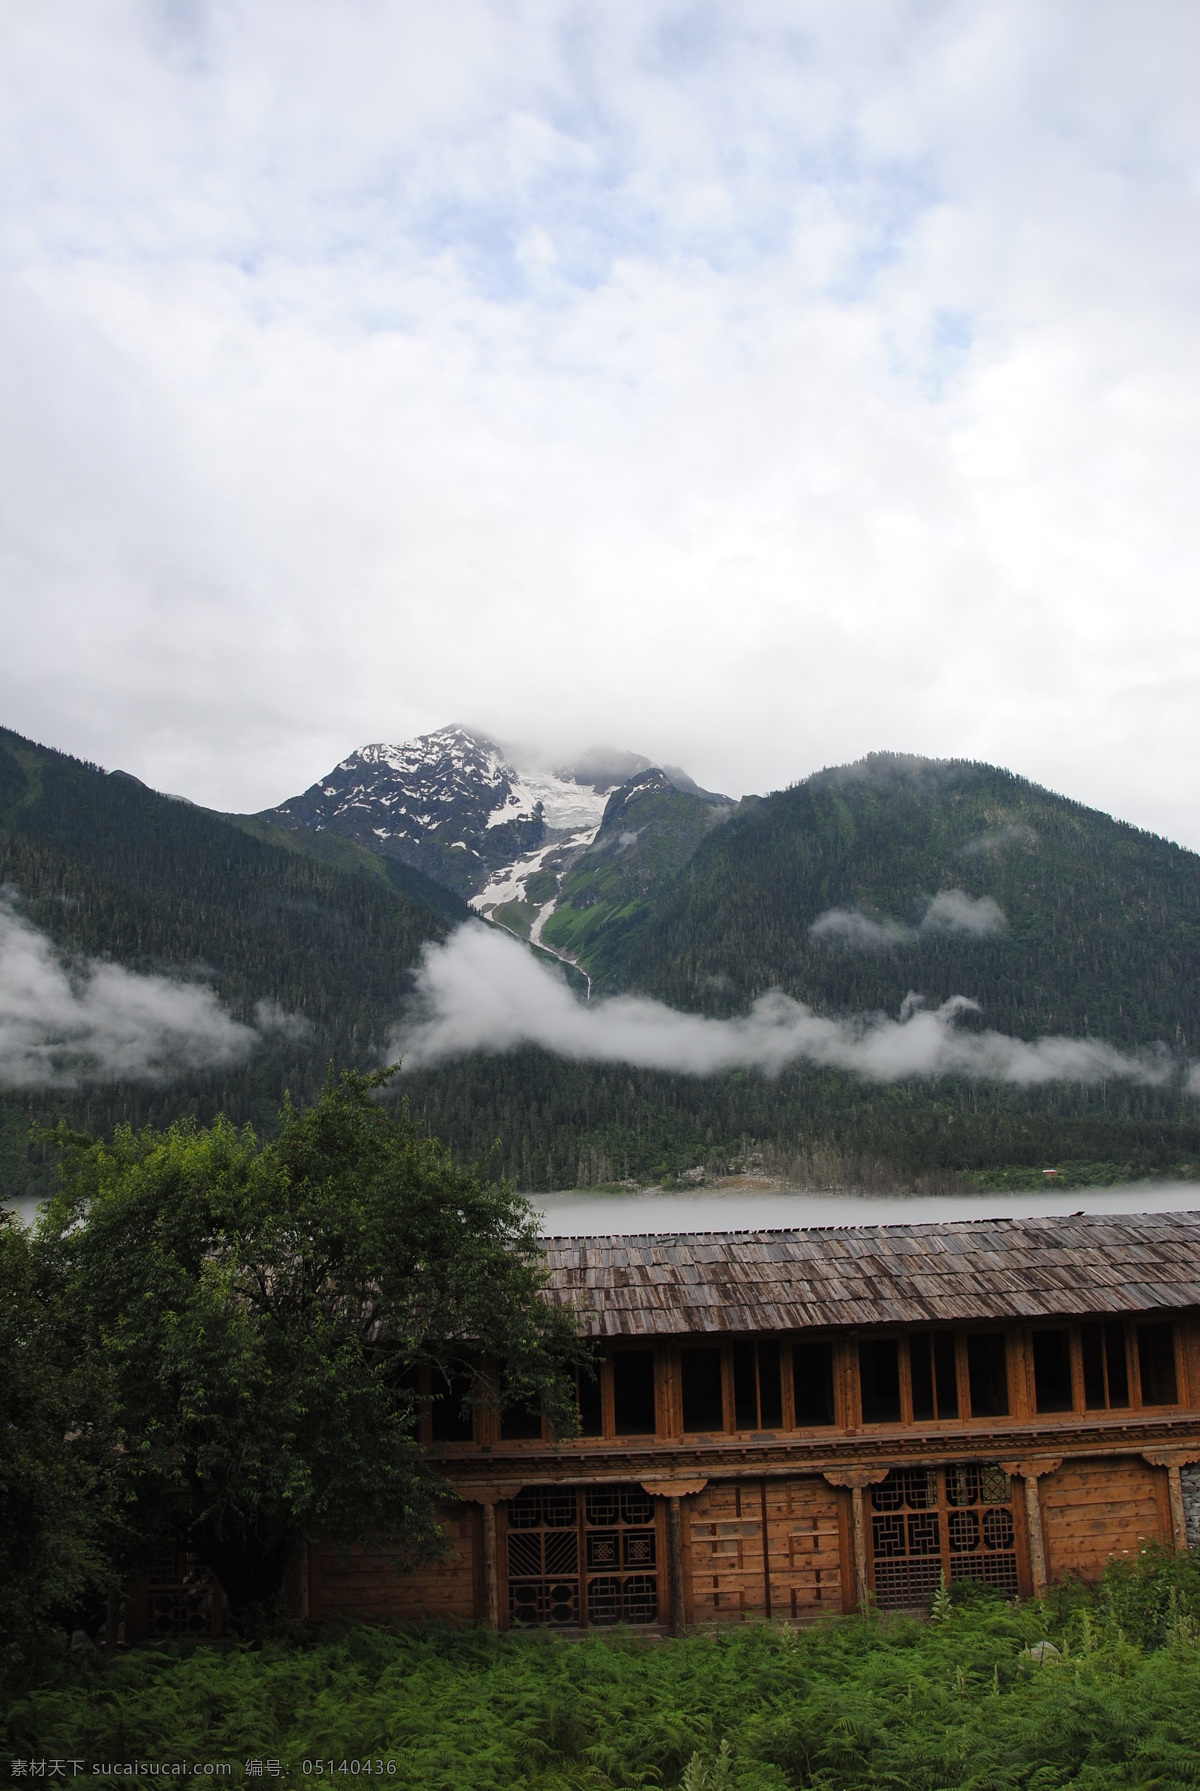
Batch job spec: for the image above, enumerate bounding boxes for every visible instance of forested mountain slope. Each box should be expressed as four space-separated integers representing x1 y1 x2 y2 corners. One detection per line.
4 729 1199 1197
538 769 734 981
0 728 460 1191
617 755 1200 1046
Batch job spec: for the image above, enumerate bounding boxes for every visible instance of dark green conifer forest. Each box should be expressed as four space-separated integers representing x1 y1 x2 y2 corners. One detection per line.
3 730 1200 1194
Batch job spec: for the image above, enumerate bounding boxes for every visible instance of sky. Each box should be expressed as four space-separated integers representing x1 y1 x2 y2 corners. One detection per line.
2 1 1199 842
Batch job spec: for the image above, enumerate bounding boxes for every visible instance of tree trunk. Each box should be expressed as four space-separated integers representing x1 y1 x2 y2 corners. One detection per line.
191 1520 297 1639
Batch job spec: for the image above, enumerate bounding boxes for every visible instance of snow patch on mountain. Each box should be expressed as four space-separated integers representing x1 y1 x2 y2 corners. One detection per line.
486 767 610 833
259 724 694 913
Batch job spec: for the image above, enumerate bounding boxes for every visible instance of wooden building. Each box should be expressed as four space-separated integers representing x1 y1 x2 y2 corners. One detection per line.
133 1211 1200 1640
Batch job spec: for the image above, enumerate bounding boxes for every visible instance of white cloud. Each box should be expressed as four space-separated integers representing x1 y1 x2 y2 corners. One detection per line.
395 922 1174 1088
922 890 1007 935
811 888 1007 947
0 4 1198 850
809 909 914 949
253 997 314 1043
0 894 256 1087
960 823 1039 857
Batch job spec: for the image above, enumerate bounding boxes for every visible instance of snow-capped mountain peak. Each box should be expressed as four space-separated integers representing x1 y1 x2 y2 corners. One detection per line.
261 726 662 900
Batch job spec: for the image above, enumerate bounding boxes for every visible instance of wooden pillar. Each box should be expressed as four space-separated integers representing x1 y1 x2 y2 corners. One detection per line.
668 1498 685 1636
1022 1474 1048 1596
456 1485 517 1628
850 1487 868 1609
1142 1452 1200 1553
1000 1457 1060 1597
104 1591 121 1652
481 1500 500 1627
1165 1464 1189 1553
823 1467 890 1613
640 1477 707 1635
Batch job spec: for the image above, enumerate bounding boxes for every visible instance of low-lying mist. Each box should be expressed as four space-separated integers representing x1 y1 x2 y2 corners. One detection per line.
395 923 1185 1090
0 893 268 1087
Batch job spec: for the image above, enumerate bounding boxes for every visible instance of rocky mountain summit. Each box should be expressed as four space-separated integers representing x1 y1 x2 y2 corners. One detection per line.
260 727 731 932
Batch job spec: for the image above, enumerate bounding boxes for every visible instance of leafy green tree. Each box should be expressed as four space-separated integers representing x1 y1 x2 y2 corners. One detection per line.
45 1070 584 1636
0 1210 116 1644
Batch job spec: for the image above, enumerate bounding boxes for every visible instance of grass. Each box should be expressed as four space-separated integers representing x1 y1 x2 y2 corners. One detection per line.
4 1553 1200 1790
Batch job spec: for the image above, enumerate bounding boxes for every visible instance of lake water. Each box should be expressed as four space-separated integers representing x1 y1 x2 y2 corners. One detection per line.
534 1180 1200 1236
8 1179 1200 1235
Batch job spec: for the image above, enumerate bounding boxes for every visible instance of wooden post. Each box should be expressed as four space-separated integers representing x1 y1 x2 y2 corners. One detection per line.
850 1487 868 1609
823 1467 890 1612
640 1477 707 1636
1000 1457 1060 1597
668 1497 685 1636
481 1500 500 1627
1166 1464 1188 1554
104 1591 120 1652
1023 1475 1048 1596
1142 1451 1200 1554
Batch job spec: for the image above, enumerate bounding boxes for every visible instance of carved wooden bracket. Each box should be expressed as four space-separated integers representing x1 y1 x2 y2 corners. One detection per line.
455 1485 521 1506
640 1477 709 1499
998 1458 1062 1481
1141 1449 1200 1469
823 1467 892 1490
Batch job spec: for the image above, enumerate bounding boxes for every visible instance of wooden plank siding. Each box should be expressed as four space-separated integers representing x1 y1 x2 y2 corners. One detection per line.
1041 1459 1171 1583
686 1477 844 1623
765 1477 845 1621
689 1482 770 1621
310 1500 480 1624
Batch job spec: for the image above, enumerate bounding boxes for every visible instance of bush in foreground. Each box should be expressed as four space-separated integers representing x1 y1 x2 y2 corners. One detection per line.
4 1551 1200 1790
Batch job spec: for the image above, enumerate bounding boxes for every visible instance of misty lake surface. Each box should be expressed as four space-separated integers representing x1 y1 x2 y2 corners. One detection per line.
533 1182 1200 1236
7 1182 1200 1235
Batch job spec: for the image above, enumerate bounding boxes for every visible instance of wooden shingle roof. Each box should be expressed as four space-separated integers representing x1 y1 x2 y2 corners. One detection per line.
541 1210 1200 1337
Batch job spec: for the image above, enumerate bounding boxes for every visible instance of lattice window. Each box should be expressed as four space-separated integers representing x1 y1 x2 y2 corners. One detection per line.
506 1484 659 1628
870 1463 1020 1610
145 1547 224 1639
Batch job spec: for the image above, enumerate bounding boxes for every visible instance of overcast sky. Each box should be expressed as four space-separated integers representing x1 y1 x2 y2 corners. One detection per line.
2 2 1198 841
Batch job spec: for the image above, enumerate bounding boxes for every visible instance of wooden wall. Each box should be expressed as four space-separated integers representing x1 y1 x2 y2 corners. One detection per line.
686 1476 844 1623
310 1500 480 1624
1041 1458 1170 1583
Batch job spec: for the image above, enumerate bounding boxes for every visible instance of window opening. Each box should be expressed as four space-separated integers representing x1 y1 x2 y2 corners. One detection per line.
681 1347 724 1432
1137 1323 1178 1406
871 1464 1018 1610
576 1350 603 1437
499 1365 542 1441
909 1331 959 1421
505 1484 658 1628
1082 1320 1130 1410
967 1333 1009 1417
430 1369 475 1442
612 1350 657 1435
1032 1330 1073 1414
859 1337 901 1424
731 1340 783 1430
507 1487 579 1626
584 1485 658 1626
792 1339 835 1426
500 1400 542 1441
146 1547 223 1640
758 1341 783 1428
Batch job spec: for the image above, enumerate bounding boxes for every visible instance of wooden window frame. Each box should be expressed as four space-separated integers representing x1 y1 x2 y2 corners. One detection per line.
1020 1318 1184 1420
608 1342 661 1440
1132 1317 1185 1411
